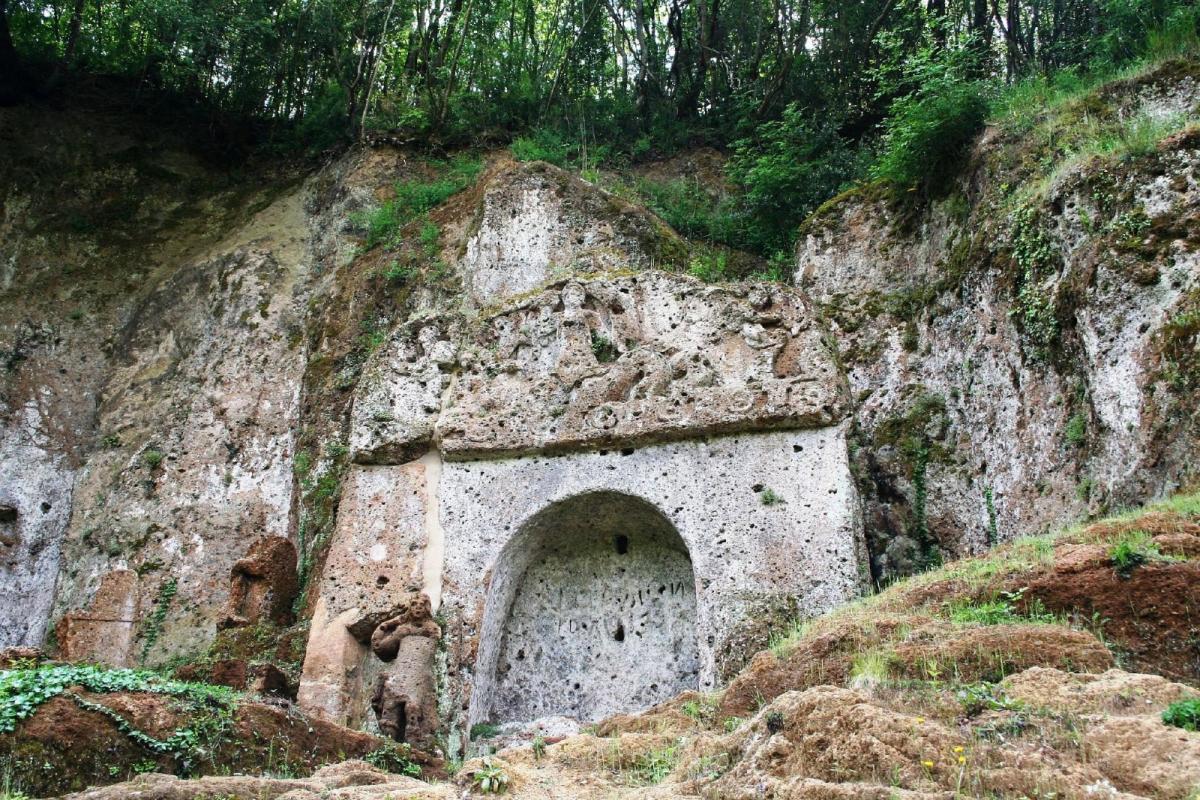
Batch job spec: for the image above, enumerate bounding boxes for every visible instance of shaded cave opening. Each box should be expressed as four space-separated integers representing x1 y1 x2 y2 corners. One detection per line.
479 491 699 724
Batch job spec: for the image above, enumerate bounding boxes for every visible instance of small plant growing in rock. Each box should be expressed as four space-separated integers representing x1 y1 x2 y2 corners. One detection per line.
383 260 414 285
531 735 546 760
626 744 678 786
142 449 164 469
1065 412 1087 446
1108 529 1162 578
470 722 502 741
688 251 728 283
849 650 893 688
590 331 619 363
759 487 784 506
983 486 999 547
471 758 509 794
956 683 1023 716
1163 698 1200 731
140 578 178 664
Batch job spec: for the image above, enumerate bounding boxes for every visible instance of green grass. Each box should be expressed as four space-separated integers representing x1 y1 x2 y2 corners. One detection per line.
625 743 679 786
946 587 1062 626
767 491 1198 657
849 650 894 687
351 155 482 250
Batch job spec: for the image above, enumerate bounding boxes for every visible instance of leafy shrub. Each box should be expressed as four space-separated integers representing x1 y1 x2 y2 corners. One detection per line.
688 251 729 283
383 260 414 285
1163 697 1200 731
872 78 989 193
635 178 747 252
1065 413 1088 446
364 741 422 777
470 721 502 740
294 81 350 152
728 106 859 253
511 128 575 167
142 449 164 469
1108 529 1162 577
590 331 619 363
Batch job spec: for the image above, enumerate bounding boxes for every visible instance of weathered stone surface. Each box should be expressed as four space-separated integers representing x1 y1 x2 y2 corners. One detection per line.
55 569 139 666
318 464 430 621
437 426 865 729
352 272 848 461
488 492 700 722
297 464 432 729
220 536 298 629
458 161 686 306
0 431 74 647
796 68 1200 582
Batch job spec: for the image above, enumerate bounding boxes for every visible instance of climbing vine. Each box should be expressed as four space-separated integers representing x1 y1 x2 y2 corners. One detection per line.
140 578 177 664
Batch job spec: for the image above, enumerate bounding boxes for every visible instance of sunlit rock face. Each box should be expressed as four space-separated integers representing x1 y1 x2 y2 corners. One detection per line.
458 161 686 306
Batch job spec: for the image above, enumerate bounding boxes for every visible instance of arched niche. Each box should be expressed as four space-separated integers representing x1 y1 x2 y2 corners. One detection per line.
471 491 699 724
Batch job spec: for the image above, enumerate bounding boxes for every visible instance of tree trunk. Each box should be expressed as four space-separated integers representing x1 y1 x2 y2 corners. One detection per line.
63 0 87 65
928 0 946 50
0 0 24 103
969 0 992 76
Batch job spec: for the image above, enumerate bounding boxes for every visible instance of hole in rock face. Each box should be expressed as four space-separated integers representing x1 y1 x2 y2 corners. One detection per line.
487 491 699 723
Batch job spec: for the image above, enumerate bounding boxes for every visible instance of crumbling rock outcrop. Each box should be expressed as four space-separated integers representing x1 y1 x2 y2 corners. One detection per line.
459 160 687 306
797 61 1200 581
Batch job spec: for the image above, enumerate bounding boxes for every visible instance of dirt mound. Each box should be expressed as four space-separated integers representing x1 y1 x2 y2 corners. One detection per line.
892 623 1113 682
711 686 964 792
0 690 426 797
1021 558 1200 682
704 685 1125 800
1001 666 1199 715
1086 716 1200 799
61 761 449 800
